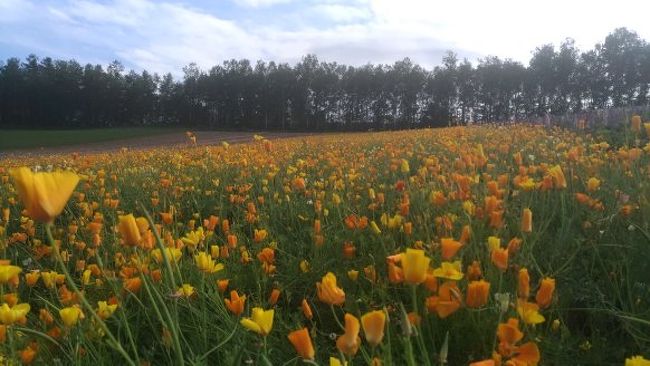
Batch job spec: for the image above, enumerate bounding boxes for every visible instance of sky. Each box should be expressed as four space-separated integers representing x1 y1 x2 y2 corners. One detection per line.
1 0 650 76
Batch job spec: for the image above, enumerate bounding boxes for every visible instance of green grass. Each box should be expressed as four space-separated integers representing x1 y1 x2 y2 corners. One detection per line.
0 128 180 150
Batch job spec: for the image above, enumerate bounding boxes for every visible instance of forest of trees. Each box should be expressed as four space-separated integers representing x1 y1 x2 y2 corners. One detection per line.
1 27 649 130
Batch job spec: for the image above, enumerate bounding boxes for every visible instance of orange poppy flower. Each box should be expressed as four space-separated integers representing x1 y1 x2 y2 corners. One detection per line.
440 238 462 260
361 310 386 347
466 280 490 308
518 268 530 299
287 328 315 360
535 278 555 309
491 248 508 271
426 281 461 318
268 289 281 306
301 299 313 320
224 290 246 316
316 272 345 305
521 208 532 233
336 313 361 356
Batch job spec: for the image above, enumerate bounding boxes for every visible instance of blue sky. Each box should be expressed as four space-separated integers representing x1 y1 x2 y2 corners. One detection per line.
1 0 649 76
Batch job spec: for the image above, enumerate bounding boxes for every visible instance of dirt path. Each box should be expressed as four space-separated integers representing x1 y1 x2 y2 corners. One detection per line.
1 131 316 158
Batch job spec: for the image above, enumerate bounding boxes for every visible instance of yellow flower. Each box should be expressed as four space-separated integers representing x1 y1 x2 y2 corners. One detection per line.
400 159 410 174
59 305 84 327
82 270 92 285
487 236 501 251
176 284 196 298
380 213 403 229
210 245 220 259
299 260 310 273
118 214 141 246
0 264 21 284
548 165 567 189
240 307 274 336
97 301 118 320
347 270 359 281
151 248 182 263
401 248 431 284
551 319 561 332
587 177 600 192
9 167 80 223
626 355 650 366
370 221 382 235
316 272 346 305
432 261 464 281
254 229 268 243
0 303 30 325
194 252 224 273
518 177 537 191
330 357 348 366
516 300 545 325
332 193 342 205
181 227 205 248
462 200 475 215
41 271 64 289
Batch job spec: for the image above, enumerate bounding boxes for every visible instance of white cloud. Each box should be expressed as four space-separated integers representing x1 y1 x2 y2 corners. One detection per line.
1 0 649 76
312 4 371 22
230 0 292 8
368 0 650 62
0 0 36 22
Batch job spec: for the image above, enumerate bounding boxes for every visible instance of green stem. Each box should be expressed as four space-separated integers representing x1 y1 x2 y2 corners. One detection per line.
359 344 373 364
263 336 269 359
411 285 431 366
140 203 179 287
141 272 185 365
384 307 393 366
201 274 208 352
8 325 16 363
330 304 345 332
410 285 419 315
94 251 140 360
45 224 136 366
491 273 505 353
404 337 417 366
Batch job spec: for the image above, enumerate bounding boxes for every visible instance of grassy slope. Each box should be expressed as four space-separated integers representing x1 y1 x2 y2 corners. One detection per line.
0 127 180 150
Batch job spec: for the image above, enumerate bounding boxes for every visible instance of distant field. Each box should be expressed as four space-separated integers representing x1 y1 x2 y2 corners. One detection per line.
0 127 180 150
0 129 314 155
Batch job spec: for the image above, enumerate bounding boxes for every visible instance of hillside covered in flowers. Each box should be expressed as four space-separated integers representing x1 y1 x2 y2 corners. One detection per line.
0 122 649 365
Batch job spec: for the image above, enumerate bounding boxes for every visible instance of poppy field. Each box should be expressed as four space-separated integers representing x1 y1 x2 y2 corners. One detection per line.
0 122 649 365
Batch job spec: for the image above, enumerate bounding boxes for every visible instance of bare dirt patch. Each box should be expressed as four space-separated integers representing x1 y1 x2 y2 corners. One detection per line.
1 131 316 158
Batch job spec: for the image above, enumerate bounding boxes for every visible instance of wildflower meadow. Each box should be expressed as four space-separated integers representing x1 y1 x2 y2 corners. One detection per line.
0 122 649 365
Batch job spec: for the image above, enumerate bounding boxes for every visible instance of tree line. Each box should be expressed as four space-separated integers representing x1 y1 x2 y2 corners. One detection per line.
1 27 649 130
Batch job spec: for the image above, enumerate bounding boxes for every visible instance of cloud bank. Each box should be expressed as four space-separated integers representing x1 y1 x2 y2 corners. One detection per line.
0 0 648 76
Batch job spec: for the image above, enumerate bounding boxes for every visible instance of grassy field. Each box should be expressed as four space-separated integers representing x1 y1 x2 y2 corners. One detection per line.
0 128 180 150
0 124 649 365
